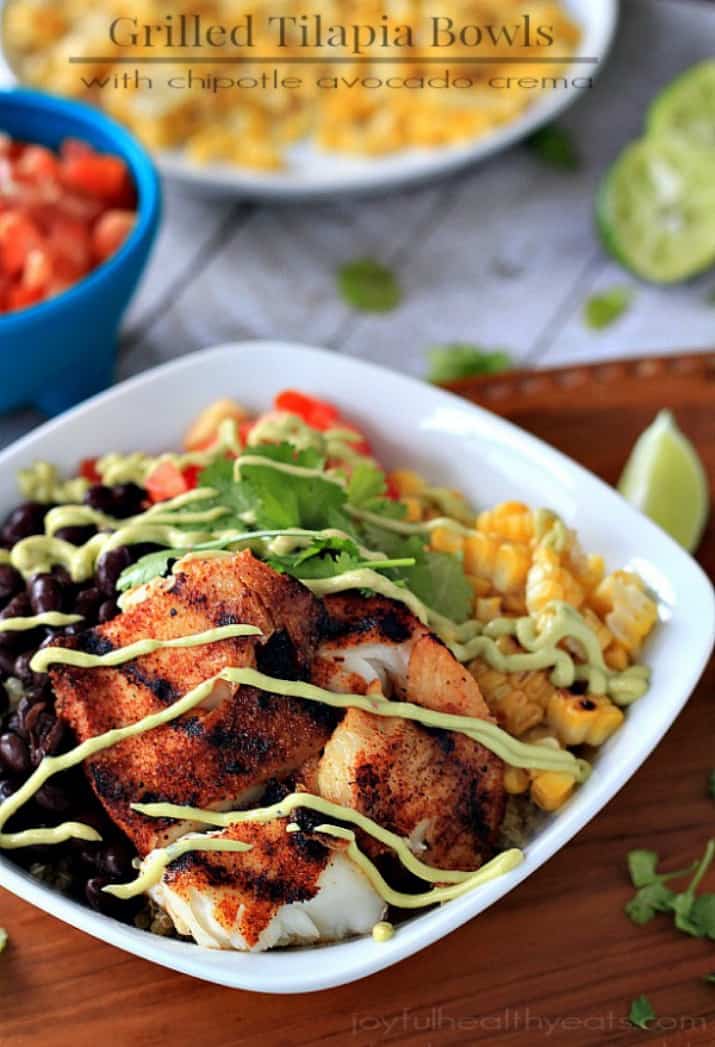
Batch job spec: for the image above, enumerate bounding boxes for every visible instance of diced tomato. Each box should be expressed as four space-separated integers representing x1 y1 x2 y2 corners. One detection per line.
0 134 137 315
45 213 92 281
145 461 189 503
79 457 101 483
182 465 201 490
60 152 133 207
238 419 255 447
60 138 94 162
14 145 60 183
92 209 135 263
274 390 341 432
6 283 44 311
0 213 43 277
385 476 400 500
338 421 373 458
22 247 53 292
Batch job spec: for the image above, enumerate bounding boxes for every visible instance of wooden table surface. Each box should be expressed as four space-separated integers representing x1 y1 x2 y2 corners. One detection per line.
0 353 713 1047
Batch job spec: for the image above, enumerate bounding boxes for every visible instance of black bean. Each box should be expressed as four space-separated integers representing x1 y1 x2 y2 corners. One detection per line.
73 587 102 621
0 779 16 803
35 780 71 812
29 574 63 614
84 485 116 513
0 564 24 607
54 525 96 546
1 593 31 620
98 599 118 623
1 502 48 546
13 651 46 687
98 842 133 880
51 565 72 587
0 732 31 775
96 547 131 596
112 483 145 517
35 717 65 758
85 876 113 914
0 649 16 679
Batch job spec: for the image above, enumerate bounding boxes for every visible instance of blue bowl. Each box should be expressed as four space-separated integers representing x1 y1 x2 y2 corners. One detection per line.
0 88 161 416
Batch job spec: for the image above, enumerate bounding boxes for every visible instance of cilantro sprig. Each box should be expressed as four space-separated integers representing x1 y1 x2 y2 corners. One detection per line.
117 441 475 623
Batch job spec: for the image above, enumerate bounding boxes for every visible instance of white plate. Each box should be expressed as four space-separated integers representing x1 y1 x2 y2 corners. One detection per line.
0 340 712 993
0 0 618 199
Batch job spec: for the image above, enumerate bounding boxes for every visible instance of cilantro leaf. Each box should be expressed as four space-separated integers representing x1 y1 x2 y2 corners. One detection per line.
338 259 401 313
669 839 715 937
628 995 656 1031
625 881 675 926
526 124 580 170
704 973 715 983
427 344 512 384
584 287 634 331
117 549 182 592
347 463 386 506
690 894 715 940
397 550 473 623
628 849 661 888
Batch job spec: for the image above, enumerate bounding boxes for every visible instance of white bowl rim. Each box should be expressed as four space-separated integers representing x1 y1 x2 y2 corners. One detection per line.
0 337 712 994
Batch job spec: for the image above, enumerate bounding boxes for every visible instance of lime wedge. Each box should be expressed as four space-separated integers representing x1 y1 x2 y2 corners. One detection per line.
596 136 715 283
647 61 715 150
618 410 710 552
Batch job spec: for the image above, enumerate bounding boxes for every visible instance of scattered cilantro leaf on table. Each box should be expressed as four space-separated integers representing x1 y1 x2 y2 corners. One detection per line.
526 124 580 170
427 344 512 384
625 848 699 926
629 995 656 1031
584 287 634 330
338 259 401 312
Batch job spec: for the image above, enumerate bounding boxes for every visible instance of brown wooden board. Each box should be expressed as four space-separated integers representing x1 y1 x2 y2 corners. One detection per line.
1 353 713 1047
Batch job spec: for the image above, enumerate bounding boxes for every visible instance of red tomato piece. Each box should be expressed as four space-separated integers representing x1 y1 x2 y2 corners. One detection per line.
238 420 255 447
274 390 341 431
14 145 60 183
0 212 43 278
92 209 135 263
338 421 373 457
22 247 53 292
79 458 101 483
145 462 189 503
45 213 92 281
6 284 44 311
61 152 133 206
182 465 201 490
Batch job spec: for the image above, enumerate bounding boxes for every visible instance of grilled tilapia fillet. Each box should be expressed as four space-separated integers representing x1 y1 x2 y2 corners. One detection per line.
51 551 333 855
313 594 505 871
148 818 385 951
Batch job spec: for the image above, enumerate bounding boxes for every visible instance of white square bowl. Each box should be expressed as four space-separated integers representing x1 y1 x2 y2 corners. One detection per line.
0 340 712 993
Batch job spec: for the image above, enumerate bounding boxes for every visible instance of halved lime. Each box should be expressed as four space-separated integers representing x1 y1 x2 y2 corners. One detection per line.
647 61 715 150
597 136 715 283
618 410 709 552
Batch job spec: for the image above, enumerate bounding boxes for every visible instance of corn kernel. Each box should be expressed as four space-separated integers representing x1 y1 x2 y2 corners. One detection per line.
531 771 576 811
184 399 246 452
546 691 624 747
504 765 530 794
402 496 423 523
430 526 464 556
388 470 425 497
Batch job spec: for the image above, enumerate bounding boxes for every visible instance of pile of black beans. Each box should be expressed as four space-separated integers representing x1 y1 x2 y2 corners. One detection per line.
0 482 151 923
